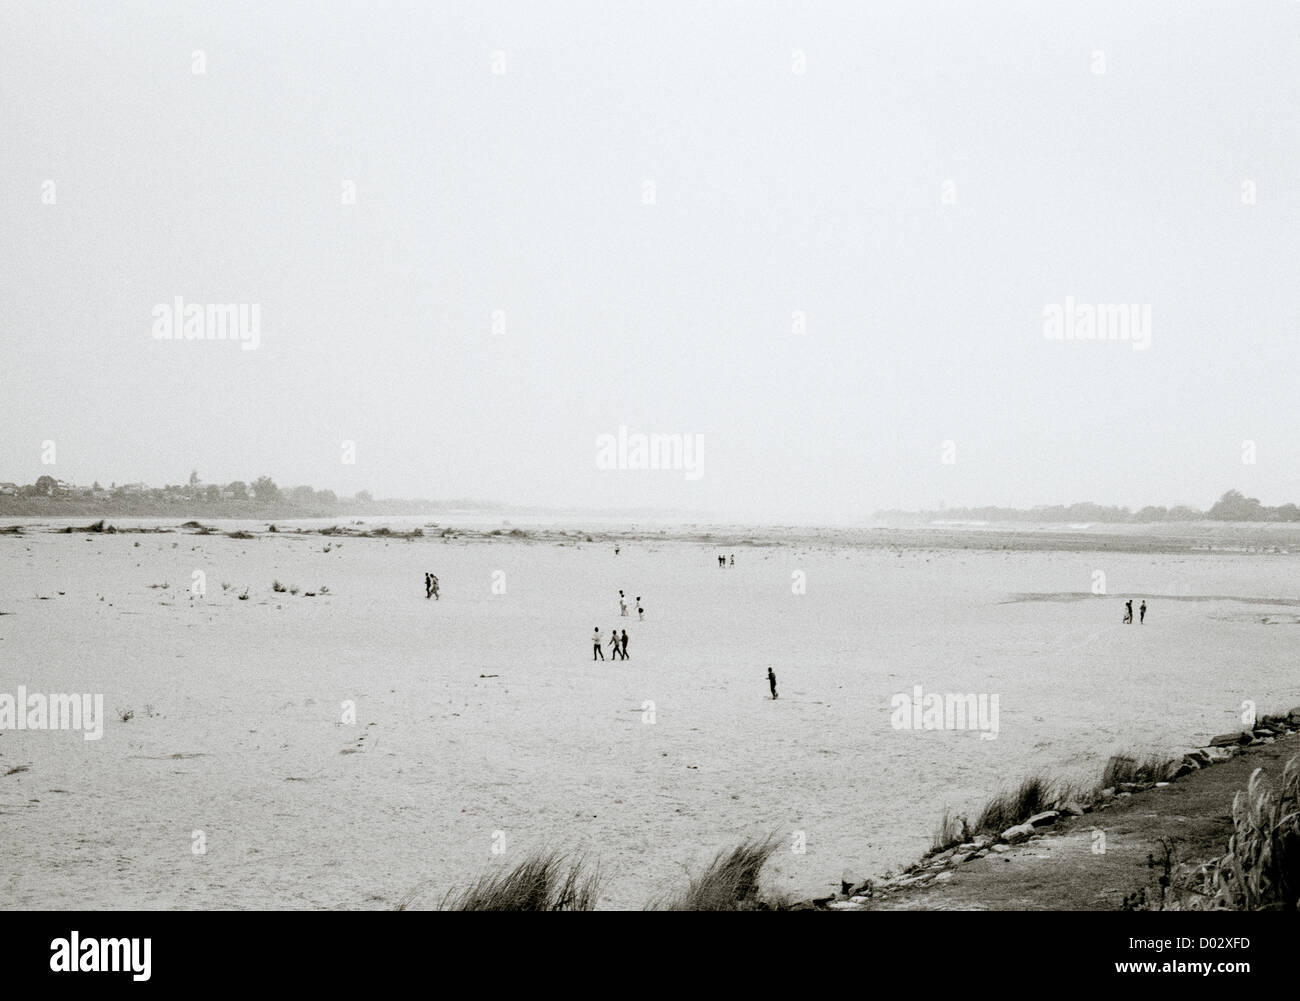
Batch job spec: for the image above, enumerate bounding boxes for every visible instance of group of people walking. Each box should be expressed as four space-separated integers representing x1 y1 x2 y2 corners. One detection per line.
593 626 630 660
1123 598 1147 624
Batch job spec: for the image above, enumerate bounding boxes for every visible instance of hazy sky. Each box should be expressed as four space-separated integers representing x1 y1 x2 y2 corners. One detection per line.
3 1 1299 523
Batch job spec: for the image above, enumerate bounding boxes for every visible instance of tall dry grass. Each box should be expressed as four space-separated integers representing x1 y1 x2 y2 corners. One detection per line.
437 851 601 911
1167 754 1300 910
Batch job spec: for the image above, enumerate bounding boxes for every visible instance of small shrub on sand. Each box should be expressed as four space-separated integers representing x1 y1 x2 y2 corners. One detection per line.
932 807 973 853
117 708 135 723
439 851 601 911
272 580 286 593
652 837 787 911
227 530 254 540
974 774 1055 835
237 588 250 601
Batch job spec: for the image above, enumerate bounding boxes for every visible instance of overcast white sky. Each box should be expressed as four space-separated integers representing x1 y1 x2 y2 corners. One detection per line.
3 1 1299 523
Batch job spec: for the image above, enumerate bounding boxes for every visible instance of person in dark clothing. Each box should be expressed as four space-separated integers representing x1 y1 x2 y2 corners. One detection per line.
767 667 778 699
424 572 431 599
620 629 629 659
1139 600 1146 624
1124 599 1133 624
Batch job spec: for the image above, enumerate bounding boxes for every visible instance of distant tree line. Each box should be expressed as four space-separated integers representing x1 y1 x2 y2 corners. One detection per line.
878 490 1300 523
0 471 383 510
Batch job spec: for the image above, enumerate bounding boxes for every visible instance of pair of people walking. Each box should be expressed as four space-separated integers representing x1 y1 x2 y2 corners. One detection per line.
717 554 733 567
592 627 629 660
1123 599 1146 624
424 572 439 600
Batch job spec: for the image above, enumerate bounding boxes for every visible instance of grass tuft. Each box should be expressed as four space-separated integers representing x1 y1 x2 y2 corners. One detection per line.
439 851 601 911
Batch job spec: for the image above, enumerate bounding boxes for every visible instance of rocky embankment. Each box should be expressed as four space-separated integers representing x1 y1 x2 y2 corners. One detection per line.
807 707 1300 911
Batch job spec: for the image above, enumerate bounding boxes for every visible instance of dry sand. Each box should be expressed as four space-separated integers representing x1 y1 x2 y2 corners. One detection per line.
1 519 1298 909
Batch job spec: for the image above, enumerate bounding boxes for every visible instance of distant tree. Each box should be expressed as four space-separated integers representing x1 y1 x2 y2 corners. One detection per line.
34 475 58 497
92 481 102 491
355 489 373 504
188 469 200 487
205 484 221 503
1276 503 1300 522
1208 489 1264 521
252 476 280 502
227 481 248 500
288 485 315 505
316 489 337 505
1135 506 1168 522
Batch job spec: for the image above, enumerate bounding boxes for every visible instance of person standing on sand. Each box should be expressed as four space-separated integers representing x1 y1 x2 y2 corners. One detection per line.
1140 600 1147 624
767 667 778 699
620 629 629 659
637 597 643 620
619 590 628 616
424 572 431 599
592 627 605 661
608 626 623 660
1124 599 1132 624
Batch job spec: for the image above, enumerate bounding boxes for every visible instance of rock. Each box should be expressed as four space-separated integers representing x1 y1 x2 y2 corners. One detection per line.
1258 736 1275 745
1118 782 1146 793
949 852 971 866
1116 791 1132 798
849 894 871 904
1210 732 1247 747
991 843 1012 853
967 849 988 861
1155 781 1171 787
1028 810 1059 828
972 836 991 850
1058 801 1086 817
1186 749 1211 767
1098 787 1116 801
1165 761 1195 781
849 880 873 897
1202 745 1235 763
1286 706 1300 722
1002 823 1035 843
827 899 863 910
1253 729 1274 740
933 871 953 882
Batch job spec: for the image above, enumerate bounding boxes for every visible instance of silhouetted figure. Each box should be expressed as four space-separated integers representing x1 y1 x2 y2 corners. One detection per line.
1124 599 1133 624
592 627 604 661
429 574 439 600
608 626 623 660
620 629 629 659
614 546 620 556
424 572 431 599
1139 600 1146 624
767 667 778 699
